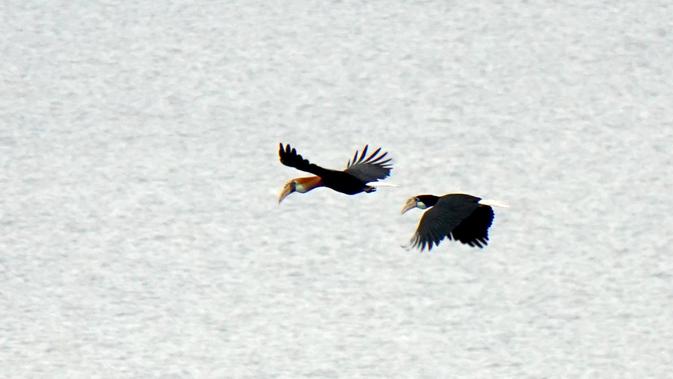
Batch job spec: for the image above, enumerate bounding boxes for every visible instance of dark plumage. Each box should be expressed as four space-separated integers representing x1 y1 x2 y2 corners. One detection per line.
277 143 393 203
401 194 496 250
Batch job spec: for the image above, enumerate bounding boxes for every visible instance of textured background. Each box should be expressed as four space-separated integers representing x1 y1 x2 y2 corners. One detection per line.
2 1 673 377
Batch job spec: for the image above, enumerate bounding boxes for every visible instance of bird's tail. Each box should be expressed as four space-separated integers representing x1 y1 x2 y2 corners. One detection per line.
478 199 510 208
367 182 399 188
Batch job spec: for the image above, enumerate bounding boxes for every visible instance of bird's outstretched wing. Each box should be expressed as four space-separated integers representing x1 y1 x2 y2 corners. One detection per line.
411 199 487 251
278 143 330 176
343 145 393 183
450 205 493 248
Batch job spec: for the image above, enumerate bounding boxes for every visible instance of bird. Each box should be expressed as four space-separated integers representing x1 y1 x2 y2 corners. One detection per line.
277 143 393 203
401 193 506 250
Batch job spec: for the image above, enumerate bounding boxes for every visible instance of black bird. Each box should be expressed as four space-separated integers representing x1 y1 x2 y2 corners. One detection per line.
401 194 505 250
278 143 393 203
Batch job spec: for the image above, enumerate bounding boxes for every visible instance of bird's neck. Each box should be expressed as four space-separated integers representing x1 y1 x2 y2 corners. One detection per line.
294 176 324 193
418 195 439 207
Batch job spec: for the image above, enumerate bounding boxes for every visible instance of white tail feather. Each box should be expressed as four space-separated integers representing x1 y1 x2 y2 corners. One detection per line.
478 199 510 208
368 182 399 188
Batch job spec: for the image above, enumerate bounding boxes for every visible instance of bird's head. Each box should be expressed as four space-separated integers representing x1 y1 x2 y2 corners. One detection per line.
278 179 297 204
278 176 323 204
401 195 438 214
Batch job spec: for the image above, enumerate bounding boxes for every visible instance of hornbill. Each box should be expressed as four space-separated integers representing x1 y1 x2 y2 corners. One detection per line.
278 143 393 203
401 194 506 250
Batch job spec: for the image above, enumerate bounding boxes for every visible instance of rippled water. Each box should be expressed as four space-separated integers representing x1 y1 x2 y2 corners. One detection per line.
2 1 673 377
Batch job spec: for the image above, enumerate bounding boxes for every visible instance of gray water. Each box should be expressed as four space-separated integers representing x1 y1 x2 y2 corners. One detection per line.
2 1 673 377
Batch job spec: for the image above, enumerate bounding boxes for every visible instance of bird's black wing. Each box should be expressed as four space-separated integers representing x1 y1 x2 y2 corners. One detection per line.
410 199 480 251
450 205 494 248
278 143 330 177
343 145 393 183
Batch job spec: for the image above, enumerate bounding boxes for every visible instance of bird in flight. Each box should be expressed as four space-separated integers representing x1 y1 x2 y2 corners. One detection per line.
278 143 393 203
401 193 506 250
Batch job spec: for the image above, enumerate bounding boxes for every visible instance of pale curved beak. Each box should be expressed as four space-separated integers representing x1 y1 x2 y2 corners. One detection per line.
401 198 417 214
278 183 293 204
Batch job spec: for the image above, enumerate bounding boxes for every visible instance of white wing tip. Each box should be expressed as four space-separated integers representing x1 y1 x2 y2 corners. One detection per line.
479 199 510 208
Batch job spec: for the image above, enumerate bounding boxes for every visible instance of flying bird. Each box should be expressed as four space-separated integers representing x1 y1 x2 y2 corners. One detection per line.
401 193 506 250
277 143 393 203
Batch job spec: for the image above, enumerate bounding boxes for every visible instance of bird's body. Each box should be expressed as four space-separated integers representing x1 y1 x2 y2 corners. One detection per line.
312 169 371 195
401 193 499 250
277 143 392 202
